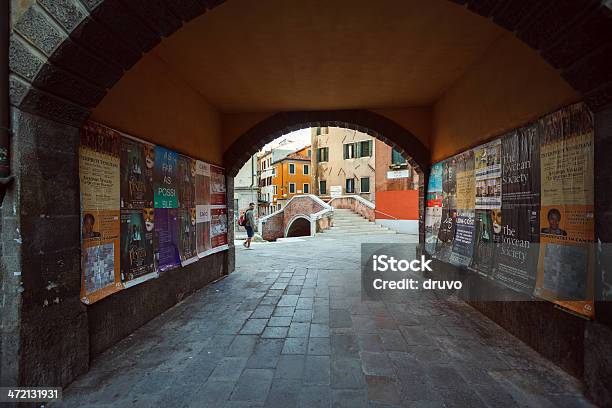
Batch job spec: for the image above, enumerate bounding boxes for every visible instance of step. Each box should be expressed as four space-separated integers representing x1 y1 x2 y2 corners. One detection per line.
333 220 373 225
322 229 397 235
333 216 368 221
330 225 385 231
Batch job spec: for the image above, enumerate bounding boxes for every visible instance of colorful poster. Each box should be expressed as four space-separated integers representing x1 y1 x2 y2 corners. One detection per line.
426 162 443 207
435 158 457 262
493 207 540 294
179 208 198 265
469 209 501 278
154 146 179 209
211 207 229 248
178 155 196 209
492 126 541 295
475 139 502 210
120 137 154 209
196 204 212 256
120 209 155 285
210 165 227 205
425 206 442 255
195 160 211 206
456 150 475 210
450 210 475 267
535 103 595 318
501 125 540 206
79 121 122 304
155 208 181 272
195 161 213 256
442 158 457 210
435 208 457 263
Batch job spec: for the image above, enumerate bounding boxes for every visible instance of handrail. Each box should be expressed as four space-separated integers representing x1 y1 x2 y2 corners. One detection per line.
374 209 400 220
328 194 375 209
259 194 333 223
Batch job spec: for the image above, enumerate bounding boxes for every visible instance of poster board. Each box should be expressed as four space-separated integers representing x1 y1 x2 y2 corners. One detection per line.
120 137 157 287
492 126 541 295
424 102 595 318
475 139 502 210
79 122 123 304
178 155 198 266
534 103 595 318
79 121 229 303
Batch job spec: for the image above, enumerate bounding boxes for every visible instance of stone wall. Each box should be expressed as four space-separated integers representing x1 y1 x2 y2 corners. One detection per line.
88 250 228 356
1 108 234 388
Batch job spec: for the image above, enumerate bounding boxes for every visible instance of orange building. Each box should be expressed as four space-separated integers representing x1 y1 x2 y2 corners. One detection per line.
272 149 313 210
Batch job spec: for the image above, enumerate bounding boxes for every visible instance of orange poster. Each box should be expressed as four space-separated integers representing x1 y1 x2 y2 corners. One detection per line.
534 103 594 318
79 122 123 304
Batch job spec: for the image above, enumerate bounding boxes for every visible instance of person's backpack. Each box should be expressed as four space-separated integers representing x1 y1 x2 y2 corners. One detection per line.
238 213 247 227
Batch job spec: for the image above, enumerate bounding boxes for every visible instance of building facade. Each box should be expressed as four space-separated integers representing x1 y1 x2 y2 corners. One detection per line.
257 148 292 216
272 151 312 210
234 153 259 228
374 139 419 234
311 127 375 202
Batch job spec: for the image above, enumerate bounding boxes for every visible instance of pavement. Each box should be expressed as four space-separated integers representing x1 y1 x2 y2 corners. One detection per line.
57 232 595 407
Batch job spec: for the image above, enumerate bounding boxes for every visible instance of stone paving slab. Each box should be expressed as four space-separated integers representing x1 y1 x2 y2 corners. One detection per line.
56 234 596 407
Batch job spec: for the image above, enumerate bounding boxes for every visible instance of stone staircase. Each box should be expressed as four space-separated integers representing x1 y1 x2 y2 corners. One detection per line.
322 208 396 236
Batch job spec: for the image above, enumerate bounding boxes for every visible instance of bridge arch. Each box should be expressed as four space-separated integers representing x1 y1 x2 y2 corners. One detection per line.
285 215 311 238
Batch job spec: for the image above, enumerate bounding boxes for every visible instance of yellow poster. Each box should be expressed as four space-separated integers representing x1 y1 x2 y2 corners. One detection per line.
79 122 123 304
456 150 475 209
535 103 594 318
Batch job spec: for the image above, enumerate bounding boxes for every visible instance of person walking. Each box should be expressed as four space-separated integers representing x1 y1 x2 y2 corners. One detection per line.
243 202 256 249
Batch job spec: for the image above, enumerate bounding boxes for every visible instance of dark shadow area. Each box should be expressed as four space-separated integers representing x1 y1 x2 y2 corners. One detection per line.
286 217 310 238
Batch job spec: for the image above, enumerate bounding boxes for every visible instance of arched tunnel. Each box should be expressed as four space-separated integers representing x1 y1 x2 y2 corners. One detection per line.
3 0 612 406
285 217 311 238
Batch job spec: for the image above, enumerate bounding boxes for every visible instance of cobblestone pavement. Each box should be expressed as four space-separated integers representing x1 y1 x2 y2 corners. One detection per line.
59 233 595 407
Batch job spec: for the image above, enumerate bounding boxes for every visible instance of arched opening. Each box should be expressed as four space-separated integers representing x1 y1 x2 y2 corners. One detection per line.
285 216 311 238
5 1 612 405
226 111 428 243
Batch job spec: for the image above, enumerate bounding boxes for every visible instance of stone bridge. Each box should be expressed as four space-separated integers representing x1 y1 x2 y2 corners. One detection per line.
259 195 333 241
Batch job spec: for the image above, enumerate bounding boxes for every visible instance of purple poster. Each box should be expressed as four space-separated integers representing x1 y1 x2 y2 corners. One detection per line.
155 208 180 272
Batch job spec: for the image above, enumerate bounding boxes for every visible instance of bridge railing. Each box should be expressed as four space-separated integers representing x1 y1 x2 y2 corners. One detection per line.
328 195 375 222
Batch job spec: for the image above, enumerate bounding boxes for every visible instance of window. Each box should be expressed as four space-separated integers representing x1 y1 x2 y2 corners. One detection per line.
278 203 281 210
346 178 355 194
317 147 329 162
307 149 311 158
319 180 327 195
272 167 276 176
344 143 355 159
360 177 370 193
289 183 296 194
392 148 406 165
345 141 372 159
359 140 372 157
273 185 278 194
289 163 295 174
303 183 310 193
303 164 309 175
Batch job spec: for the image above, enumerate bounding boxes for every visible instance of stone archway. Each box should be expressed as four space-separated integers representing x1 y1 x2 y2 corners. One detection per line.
285 215 311 238
6 0 612 398
221 109 430 244
8 0 612 131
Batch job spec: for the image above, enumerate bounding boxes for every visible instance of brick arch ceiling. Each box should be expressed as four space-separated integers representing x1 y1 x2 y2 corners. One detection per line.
9 0 612 153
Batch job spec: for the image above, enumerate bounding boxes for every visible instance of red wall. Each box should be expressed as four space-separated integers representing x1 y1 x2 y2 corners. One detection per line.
375 190 419 220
